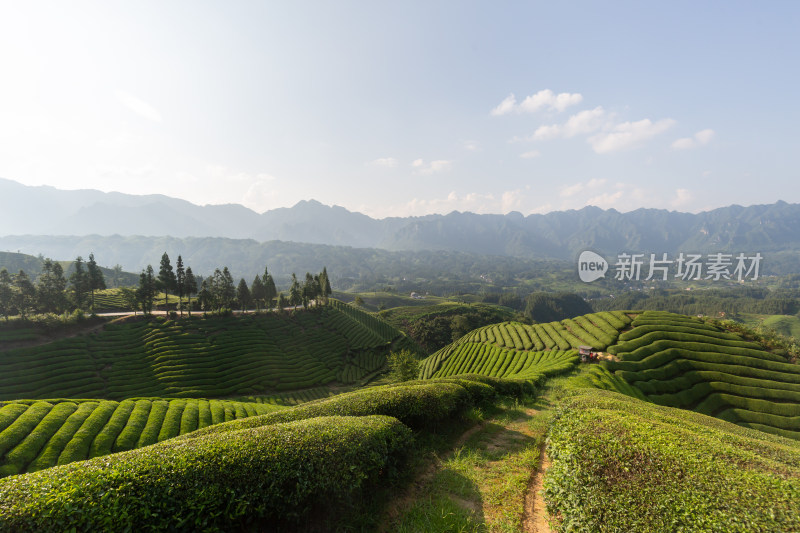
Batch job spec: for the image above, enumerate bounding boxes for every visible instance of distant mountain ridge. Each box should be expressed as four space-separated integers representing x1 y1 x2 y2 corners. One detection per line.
2 178 799 261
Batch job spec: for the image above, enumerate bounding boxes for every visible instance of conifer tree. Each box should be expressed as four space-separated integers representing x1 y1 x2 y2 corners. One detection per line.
86 253 106 311
263 268 277 311
36 259 67 313
289 273 302 309
184 267 197 316
13 270 36 318
237 278 251 312
251 275 265 313
69 257 89 309
158 253 176 312
175 255 185 316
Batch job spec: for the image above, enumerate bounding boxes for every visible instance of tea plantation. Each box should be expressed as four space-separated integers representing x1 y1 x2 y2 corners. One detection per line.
605 310 800 439
2 306 800 530
0 300 408 401
418 311 631 379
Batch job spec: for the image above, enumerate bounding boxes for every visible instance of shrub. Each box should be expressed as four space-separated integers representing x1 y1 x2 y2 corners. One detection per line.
0 415 413 532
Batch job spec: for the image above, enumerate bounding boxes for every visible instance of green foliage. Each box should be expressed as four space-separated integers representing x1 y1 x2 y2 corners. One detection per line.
0 398 278 478
0 309 405 400
0 415 413 532
605 310 800 438
388 349 420 382
544 389 800 532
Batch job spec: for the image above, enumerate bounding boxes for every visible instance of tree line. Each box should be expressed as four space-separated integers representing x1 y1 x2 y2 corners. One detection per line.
131 253 333 316
0 251 333 321
0 254 106 320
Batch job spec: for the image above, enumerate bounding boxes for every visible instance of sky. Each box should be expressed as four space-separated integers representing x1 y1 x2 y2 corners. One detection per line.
1 1 798 218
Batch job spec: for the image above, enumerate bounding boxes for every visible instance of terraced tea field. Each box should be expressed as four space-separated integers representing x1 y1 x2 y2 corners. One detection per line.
0 301 407 400
0 397 279 478
606 310 800 439
418 311 631 379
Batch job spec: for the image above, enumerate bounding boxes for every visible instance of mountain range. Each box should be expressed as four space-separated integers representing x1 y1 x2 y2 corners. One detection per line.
2 177 800 265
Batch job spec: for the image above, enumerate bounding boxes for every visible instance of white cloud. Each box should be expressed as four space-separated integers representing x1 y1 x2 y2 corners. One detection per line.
369 157 398 167
492 89 582 116
533 106 607 140
116 90 162 122
671 188 693 208
490 94 517 116
589 118 676 154
519 150 540 159
412 159 453 175
560 178 606 197
586 190 625 208
519 89 583 113
463 140 479 151
672 128 715 150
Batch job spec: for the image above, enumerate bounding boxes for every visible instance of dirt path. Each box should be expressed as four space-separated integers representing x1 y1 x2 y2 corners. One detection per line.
523 441 552 533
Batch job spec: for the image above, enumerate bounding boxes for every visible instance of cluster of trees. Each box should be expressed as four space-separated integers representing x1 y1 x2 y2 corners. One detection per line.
0 255 106 320
131 252 332 315
591 287 800 318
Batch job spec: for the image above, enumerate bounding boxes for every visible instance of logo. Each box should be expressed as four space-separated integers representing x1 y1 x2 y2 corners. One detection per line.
578 251 608 283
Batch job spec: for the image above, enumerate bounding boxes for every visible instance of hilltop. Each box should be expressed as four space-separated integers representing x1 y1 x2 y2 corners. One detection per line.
3 178 800 270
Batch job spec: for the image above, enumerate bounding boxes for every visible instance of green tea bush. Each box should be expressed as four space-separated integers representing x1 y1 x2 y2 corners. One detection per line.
0 415 413 532
544 389 800 532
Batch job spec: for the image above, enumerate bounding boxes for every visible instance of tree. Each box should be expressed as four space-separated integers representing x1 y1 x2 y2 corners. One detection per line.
219 267 236 310
158 253 176 312
354 295 364 307
69 256 88 309
12 270 36 318
302 272 318 309
175 256 185 316
184 267 197 316
119 287 139 315
263 270 277 311
251 275 265 313
450 315 471 341
111 264 124 288
277 292 288 312
85 253 106 311
319 266 332 304
137 265 156 315
198 278 213 313
289 273 302 309
0 269 12 321
36 259 67 313
387 349 420 382
236 278 251 312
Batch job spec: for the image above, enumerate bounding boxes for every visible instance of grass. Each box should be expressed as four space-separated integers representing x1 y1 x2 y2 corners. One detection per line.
388 388 560 532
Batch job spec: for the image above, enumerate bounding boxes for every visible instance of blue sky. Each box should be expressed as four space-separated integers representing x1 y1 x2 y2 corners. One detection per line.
1 1 798 217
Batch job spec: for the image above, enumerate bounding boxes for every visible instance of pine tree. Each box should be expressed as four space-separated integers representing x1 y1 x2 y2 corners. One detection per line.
175 255 185 316
36 259 67 313
137 265 156 315
12 270 36 319
184 267 197 316
158 253 176 312
263 271 277 311
69 257 89 309
86 253 106 312
251 275 265 313
289 273 302 309
237 278 251 312
320 266 332 304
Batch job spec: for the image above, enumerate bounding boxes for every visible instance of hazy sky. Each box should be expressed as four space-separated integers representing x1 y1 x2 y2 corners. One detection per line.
1 1 798 218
